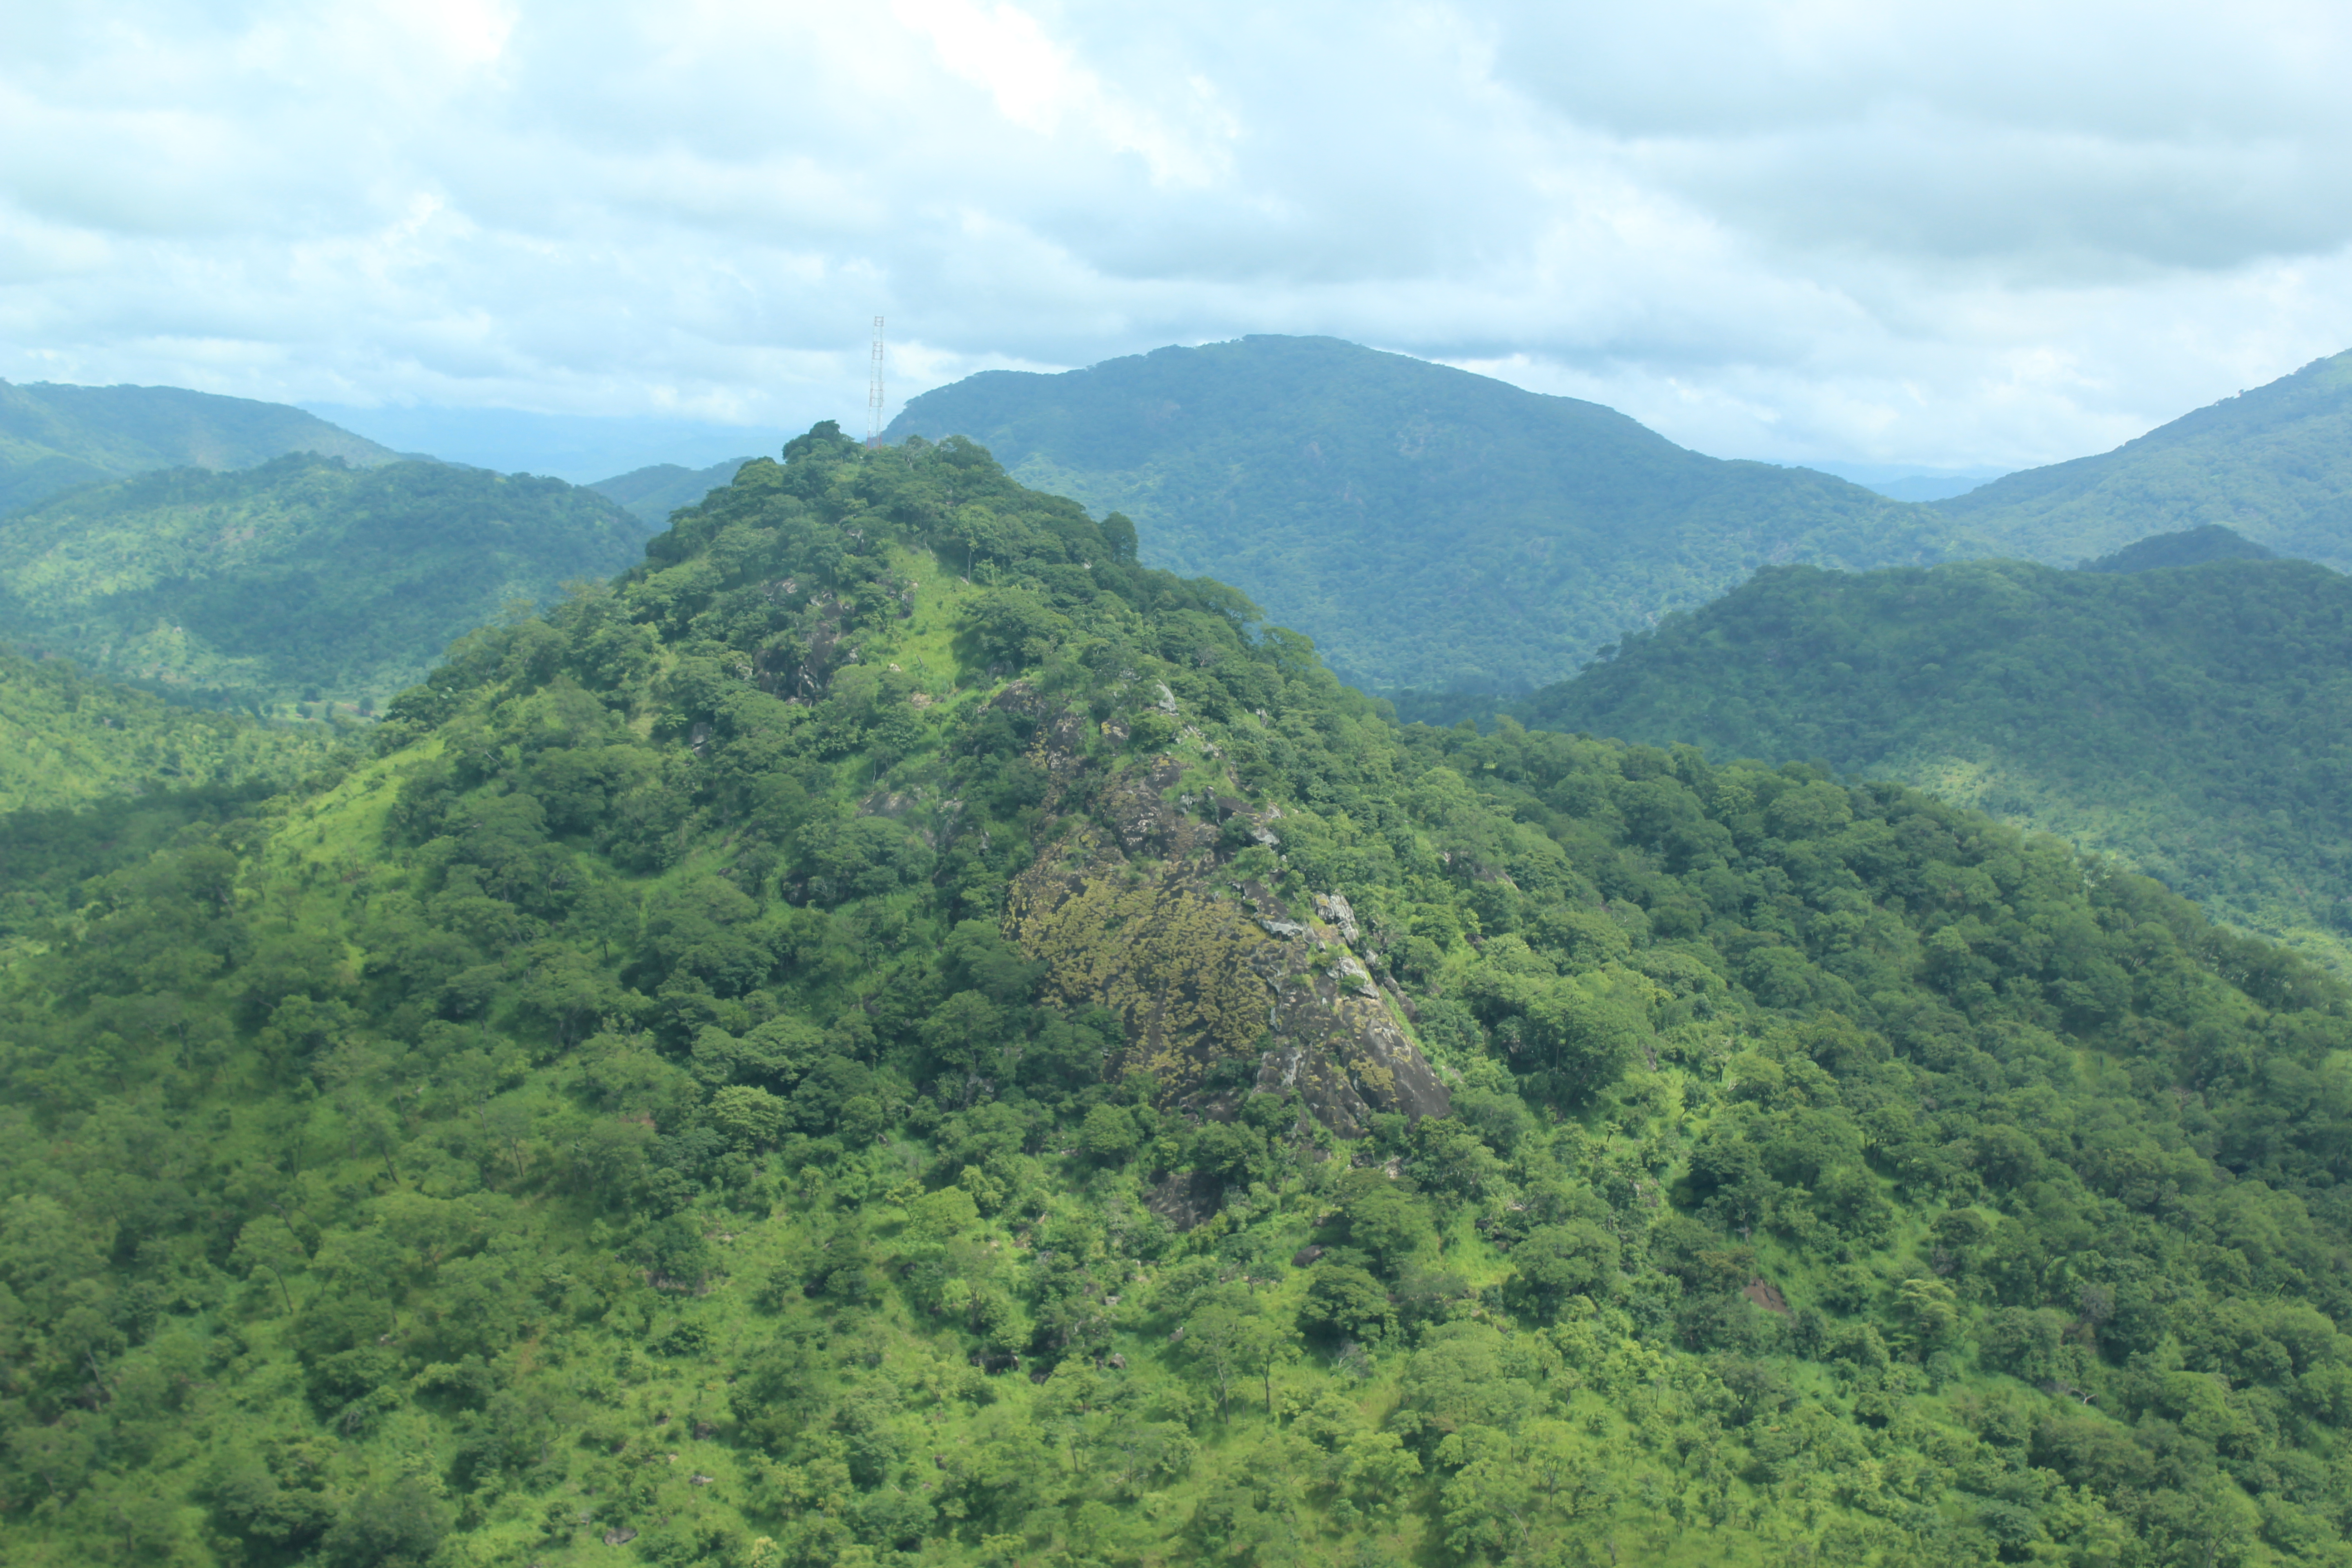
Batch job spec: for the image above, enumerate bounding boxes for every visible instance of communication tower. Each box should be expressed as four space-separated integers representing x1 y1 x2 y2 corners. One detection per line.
866 316 886 447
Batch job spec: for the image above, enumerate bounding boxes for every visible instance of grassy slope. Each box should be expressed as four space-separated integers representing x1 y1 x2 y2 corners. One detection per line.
1511 554 2352 969
1939 348 2352 568
884 335 1975 695
0 379 397 514
0 453 653 712
3 433 2350 1566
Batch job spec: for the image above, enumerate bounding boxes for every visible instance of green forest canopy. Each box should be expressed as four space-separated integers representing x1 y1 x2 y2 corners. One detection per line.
885 336 1976 694
1504 553 2352 975
0 452 652 715
0 378 397 515
4 425 2352 1566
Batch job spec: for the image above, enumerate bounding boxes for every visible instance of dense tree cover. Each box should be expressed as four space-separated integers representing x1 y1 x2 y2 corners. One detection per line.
2083 526 2277 574
588 460 760 526
0 646 337 815
0 379 396 515
1500 554 2352 973
0 454 652 714
5 426 2352 1566
885 336 1978 694
1940 348 2352 571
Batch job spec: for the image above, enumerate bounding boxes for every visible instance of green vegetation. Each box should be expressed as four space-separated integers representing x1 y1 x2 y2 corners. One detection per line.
0 453 651 713
1507 553 2352 971
590 458 760 525
0 645 339 815
6 425 2352 1565
1940 348 2352 569
0 378 396 515
886 335 1980 694
2083 525 2276 574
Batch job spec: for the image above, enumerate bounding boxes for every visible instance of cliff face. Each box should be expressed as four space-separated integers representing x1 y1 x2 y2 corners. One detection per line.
1000 700 1450 1135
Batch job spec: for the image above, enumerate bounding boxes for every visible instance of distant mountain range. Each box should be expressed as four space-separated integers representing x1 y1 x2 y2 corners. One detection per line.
887 336 1978 694
0 378 400 514
892 337 2352 695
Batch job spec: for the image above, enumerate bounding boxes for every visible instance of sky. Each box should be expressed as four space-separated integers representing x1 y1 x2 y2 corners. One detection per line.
7 0 2352 475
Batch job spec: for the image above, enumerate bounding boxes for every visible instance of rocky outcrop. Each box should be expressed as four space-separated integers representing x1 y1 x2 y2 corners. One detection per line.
1004 758 1450 1137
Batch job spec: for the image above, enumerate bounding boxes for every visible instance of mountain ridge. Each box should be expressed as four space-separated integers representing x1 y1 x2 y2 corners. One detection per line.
0 377 399 513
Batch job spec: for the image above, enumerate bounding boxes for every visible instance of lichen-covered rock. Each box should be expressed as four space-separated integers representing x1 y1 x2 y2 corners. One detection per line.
1006 788 1451 1137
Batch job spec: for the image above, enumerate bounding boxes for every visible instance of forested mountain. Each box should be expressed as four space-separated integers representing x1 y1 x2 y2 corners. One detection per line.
5 424 2351 1566
0 379 397 514
884 336 1975 693
0 453 651 712
1509 551 2352 969
590 457 758 524
1939 349 2352 568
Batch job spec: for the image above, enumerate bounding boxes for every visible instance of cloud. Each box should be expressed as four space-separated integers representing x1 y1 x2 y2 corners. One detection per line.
4 0 2351 469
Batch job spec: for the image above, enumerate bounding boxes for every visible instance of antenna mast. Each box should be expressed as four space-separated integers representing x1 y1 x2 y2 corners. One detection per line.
865 315 886 447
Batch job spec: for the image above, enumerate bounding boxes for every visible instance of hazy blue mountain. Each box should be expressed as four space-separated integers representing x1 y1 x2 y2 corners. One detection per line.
0 379 397 513
2081 523 2278 573
885 336 1975 693
1937 347 2352 565
588 455 757 523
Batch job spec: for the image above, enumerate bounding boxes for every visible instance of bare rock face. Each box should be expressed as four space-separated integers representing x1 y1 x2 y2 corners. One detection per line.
1005 763 1450 1137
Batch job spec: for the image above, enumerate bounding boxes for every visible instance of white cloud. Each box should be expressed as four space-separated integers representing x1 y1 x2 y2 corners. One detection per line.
4 0 2351 469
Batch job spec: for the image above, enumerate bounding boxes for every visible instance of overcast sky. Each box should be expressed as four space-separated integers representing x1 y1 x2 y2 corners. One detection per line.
8 0 2352 472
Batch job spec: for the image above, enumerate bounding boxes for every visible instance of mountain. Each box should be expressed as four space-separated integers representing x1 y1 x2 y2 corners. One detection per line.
0 452 652 711
4 423 2349 1565
0 378 397 514
1938 348 2352 566
589 455 757 523
886 335 1975 693
1509 549 2352 966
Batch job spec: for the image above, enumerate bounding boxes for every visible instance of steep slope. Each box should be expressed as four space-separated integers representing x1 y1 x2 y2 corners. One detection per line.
0 452 652 711
589 456 757 524
0 378 397 513
1512 552 2352 965
3 425 2350 1565
886 335 1973 693
1939 348 2352 566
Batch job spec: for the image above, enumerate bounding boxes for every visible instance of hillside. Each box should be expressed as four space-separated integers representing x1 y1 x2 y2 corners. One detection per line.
0 452 653 712
1511 552 2352 967
3 423 2350 1565
0 647 337 814
885 336 1975 694
0 378 397 514
590 456 757 524
1939 348 2352 567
